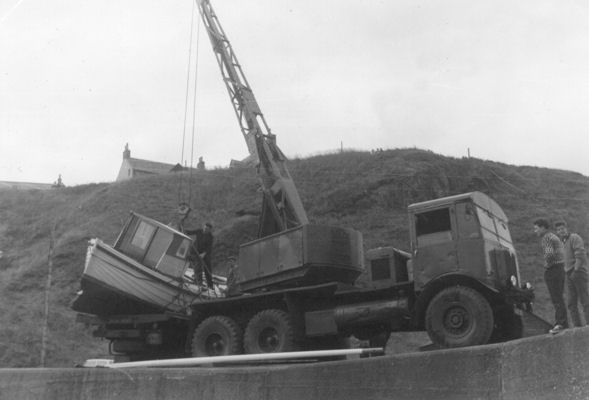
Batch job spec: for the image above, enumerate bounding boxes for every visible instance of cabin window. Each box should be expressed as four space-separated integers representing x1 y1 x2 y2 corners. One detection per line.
131 221 156 250
168 236 190 259
144 229 174 268
416 208 451 236
176 241 189 258
415 208 453 247
476 207 513 245
456 202 480 239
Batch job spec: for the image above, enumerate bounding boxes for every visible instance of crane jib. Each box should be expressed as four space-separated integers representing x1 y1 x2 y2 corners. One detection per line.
196 0 309 236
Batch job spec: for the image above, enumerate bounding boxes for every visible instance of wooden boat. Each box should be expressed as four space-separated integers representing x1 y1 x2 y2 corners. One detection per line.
72 212 224 316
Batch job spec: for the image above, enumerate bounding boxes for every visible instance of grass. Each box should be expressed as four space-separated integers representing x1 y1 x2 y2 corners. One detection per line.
1 148 589 366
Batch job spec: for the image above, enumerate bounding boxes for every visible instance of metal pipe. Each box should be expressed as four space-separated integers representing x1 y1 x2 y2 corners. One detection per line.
103 348 384 369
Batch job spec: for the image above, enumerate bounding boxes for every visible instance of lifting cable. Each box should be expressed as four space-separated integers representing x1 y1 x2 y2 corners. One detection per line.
188 11 202 206
175 2 218 295
177 0 201 207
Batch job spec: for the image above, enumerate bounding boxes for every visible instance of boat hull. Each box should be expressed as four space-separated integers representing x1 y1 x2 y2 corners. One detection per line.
72 240 204 316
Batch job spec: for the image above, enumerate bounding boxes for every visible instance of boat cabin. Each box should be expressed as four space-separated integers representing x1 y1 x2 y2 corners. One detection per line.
113 212 192 280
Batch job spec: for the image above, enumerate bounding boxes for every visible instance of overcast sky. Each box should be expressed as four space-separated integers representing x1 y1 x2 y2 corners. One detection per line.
1 0 588 186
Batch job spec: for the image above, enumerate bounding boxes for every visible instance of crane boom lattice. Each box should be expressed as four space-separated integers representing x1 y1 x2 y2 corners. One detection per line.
197 0 308 237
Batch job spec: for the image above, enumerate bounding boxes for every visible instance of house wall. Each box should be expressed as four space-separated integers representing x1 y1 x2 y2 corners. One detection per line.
116 159 134 182
133 170 157 178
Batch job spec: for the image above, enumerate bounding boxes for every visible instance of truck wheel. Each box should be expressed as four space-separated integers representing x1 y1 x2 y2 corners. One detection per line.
425 286 494 348
244 309 295 354
191 316 242 357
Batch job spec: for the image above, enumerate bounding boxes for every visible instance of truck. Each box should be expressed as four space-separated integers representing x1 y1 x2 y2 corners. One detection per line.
72 0 536 361
188 190 537 355
75 191 534 360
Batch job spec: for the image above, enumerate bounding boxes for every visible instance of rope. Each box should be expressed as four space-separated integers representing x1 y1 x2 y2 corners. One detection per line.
178 0 198 205
188 13 202 205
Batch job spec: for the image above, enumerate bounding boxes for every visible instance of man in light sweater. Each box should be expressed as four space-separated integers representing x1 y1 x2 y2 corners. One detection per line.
534 218 568 333
555 220 589 327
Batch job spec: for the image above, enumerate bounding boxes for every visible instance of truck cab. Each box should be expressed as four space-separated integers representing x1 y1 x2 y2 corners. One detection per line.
405 192 532 347
409 192 522 293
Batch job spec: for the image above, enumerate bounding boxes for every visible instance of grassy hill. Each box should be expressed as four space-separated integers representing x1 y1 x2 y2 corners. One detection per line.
1 148 589 367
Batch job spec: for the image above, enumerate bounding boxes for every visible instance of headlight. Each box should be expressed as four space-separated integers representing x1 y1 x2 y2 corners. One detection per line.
510 275 518 287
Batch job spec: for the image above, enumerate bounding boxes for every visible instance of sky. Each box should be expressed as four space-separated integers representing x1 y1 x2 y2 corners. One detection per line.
1 0 589 186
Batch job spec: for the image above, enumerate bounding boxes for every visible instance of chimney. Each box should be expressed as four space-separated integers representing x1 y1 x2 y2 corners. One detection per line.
123 143 131 159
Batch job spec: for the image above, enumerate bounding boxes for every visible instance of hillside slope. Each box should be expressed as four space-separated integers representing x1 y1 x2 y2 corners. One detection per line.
1 148 589 367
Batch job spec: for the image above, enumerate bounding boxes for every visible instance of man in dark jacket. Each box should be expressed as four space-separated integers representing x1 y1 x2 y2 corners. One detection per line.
555 220 589 327
185 222 214 288
534 218 568 333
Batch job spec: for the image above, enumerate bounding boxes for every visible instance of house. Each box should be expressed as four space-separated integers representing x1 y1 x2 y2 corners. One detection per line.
116 144 185 182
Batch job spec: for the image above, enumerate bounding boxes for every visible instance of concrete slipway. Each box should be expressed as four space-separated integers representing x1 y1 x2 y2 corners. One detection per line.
1 327 588 400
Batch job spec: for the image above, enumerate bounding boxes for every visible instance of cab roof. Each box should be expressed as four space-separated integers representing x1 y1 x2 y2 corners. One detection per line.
407 191 508 222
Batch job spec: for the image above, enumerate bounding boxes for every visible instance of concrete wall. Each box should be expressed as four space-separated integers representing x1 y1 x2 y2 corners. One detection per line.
1 327 588 400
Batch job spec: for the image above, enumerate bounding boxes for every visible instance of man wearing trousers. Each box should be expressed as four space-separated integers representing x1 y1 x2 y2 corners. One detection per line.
534 218 568 333
555 220 589 327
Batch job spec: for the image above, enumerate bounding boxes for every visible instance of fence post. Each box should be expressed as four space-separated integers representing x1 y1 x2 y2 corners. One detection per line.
41 226 55 367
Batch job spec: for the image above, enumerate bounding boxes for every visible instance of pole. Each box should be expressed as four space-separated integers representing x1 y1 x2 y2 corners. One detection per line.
106 348 385 369
40 225 55 367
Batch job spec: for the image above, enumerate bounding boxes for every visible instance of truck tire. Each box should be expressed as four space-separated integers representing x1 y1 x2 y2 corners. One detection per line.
244 309 295 354
191 316 242 357
425 286 494 348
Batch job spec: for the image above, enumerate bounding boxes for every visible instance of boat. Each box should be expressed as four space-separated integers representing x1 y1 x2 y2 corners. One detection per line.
72 212 225 316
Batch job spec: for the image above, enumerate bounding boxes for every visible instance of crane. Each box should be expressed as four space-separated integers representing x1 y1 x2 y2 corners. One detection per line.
196 0 308 238
70 2 541 361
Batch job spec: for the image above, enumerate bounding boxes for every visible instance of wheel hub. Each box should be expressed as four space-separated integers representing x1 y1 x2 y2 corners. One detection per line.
444 306 470 334
258 327 279 352
205 334 226 356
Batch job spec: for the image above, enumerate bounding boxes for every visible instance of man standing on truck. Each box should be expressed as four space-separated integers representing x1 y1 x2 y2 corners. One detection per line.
555 220 589 327
173 204 215 288
185 222 215 288
534 218 568 334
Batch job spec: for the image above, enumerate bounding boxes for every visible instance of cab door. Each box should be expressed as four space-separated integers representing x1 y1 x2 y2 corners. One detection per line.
454 201 486 278
411 206 458 289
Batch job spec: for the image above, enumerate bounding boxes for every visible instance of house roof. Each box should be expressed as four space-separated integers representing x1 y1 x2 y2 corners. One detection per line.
127 158 180 175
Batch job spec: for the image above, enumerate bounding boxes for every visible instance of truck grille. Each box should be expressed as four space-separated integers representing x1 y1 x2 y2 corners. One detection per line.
490 248 517 287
